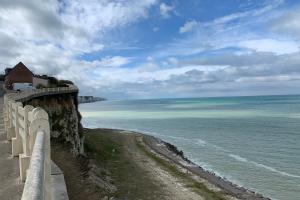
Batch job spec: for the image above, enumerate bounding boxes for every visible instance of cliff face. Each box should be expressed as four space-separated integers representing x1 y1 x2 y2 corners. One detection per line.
78 96 106 104
24 93 84 154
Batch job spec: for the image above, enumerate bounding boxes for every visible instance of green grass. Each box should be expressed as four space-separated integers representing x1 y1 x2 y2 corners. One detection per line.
84 129 165 199
136 139 226 200
85 130 121 164
84 128 226 200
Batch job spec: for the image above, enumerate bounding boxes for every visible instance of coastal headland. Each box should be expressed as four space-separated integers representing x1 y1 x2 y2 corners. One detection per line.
52 128 270 200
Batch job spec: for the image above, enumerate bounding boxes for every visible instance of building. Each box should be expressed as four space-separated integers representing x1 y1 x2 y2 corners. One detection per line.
32 75 49 88
4 62 49 90
4 62 33 90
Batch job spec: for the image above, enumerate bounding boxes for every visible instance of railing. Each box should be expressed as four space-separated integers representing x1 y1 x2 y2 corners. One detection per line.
21 131 50 200
12 84 78 102
3 85 77 200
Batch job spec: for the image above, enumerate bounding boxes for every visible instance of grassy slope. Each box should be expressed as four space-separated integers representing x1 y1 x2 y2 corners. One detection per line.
84 128 227 200
84 128 165 200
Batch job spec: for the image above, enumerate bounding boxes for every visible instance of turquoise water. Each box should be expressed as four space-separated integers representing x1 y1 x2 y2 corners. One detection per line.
79 95 300 200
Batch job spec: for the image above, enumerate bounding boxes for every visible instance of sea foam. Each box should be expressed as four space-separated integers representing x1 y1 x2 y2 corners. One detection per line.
229 154 300 178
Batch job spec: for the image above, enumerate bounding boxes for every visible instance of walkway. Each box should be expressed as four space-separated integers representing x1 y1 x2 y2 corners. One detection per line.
0 97 24 199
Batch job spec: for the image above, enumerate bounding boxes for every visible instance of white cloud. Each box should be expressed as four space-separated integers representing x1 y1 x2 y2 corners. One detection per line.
179 20 198 33
98 56 132 67
167 57 179 66
239 39 299 55
270 7 300 38
0 0 158 85
61 0 158 35
159 3 174 18
155 1 292 58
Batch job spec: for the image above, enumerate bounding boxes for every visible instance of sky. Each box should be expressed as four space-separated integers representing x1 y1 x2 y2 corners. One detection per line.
1 0 300 99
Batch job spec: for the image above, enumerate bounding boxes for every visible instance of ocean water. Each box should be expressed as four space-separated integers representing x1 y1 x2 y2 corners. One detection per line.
79 95 300 200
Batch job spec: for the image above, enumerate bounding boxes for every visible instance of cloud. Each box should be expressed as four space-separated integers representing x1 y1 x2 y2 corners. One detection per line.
270 7 300 38
159 3 174 18
0 0 157 78
97 56 132 68
179 20 198 33
1 0 300 99
239 39 299 55
154 0 291 58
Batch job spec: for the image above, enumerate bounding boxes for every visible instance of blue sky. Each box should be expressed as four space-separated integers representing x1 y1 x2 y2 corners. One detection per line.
1 0 300 99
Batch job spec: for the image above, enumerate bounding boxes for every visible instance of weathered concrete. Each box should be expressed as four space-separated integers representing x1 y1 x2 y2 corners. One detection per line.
0 97 24 199
1 86 70 200
51 162 69 200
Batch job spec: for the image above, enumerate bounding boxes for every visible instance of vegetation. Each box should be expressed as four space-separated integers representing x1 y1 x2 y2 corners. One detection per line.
48 76 59 85
84 129 165 199
0 74 4 81
84 128 225 200
40 76 74 88
136 141 226 200
36 84 45 89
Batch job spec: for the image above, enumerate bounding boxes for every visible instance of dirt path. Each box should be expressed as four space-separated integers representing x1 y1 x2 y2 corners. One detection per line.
120 131 203 200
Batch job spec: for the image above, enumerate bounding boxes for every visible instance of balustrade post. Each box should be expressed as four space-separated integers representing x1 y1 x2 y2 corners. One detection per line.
12 102 23 156
7 100 15 140
19 105 34 182
3 95 8 133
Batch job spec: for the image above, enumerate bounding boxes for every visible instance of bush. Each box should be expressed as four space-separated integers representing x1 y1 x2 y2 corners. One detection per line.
36 84 45 89
0 74 5 81
58 80 74 87
48 76 59 85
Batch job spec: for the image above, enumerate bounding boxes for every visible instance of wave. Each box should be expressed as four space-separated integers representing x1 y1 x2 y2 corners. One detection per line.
164 135 208 147
229 154 248 162
229 154 300 179
196 139 207 146
251 162 300 179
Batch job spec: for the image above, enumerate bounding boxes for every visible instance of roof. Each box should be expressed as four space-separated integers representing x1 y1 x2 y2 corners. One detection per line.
12 62 33 75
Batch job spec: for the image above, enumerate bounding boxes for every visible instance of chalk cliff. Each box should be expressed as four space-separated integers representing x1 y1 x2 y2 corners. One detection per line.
78 96 106 104
23 93 84 154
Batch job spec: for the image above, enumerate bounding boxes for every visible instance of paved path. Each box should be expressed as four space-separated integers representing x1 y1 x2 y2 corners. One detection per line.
0 97 24 199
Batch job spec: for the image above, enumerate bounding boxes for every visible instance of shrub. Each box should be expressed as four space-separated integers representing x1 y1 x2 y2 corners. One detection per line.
0 74 5 81
36 84 45 89
48 76 59 85
58 80 74 87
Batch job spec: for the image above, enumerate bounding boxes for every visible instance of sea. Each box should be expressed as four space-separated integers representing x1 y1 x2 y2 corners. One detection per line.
79 95 300 200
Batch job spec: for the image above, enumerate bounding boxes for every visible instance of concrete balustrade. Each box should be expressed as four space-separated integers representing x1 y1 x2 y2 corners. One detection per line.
21 131 50 200
2 85 76 200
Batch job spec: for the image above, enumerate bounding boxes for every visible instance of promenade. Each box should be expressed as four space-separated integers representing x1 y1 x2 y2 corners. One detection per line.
0 96 24 199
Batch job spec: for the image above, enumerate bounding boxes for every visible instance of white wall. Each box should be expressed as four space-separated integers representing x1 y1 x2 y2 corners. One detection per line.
33 77 49 87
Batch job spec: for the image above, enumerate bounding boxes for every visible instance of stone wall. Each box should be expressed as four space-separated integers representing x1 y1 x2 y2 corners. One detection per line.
22 93 84 155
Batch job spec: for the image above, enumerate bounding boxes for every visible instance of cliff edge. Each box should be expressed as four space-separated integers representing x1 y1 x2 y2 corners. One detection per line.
23 92 84 155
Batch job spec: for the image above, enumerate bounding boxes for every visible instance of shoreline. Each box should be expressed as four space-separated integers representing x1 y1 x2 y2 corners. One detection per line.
96 128 271 200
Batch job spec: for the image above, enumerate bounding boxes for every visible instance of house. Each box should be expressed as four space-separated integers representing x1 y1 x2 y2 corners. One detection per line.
4 62 34 90
4 62 49 90
32 75 49 88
